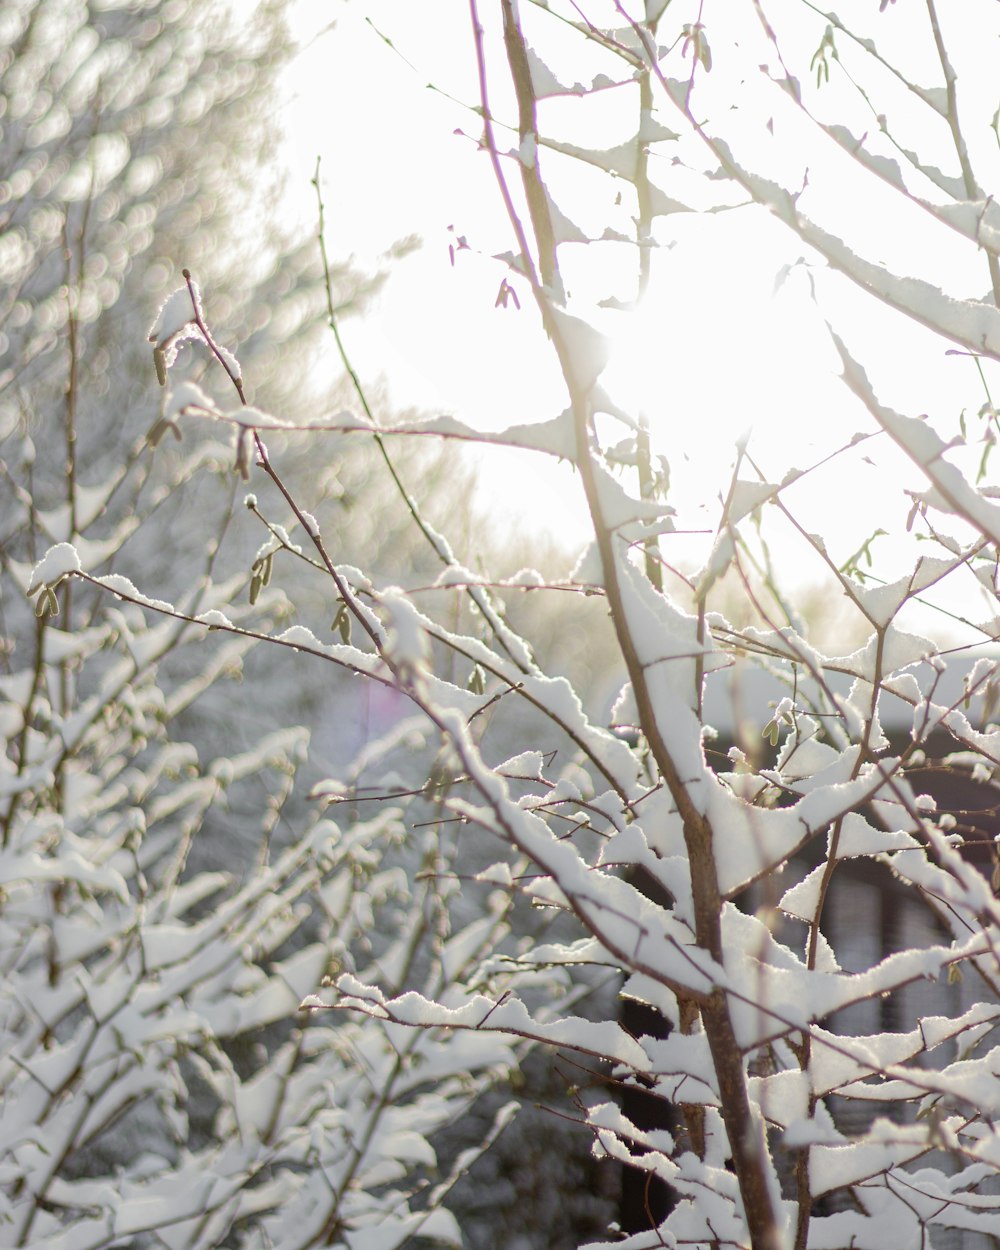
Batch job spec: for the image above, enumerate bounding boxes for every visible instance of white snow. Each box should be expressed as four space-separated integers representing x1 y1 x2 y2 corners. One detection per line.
196 609 235 629
92 574 176 615
27 542 81 592
163 380 215 421
148 284 200 345
227 405 293 430
380 588 429 675
548 307 610 392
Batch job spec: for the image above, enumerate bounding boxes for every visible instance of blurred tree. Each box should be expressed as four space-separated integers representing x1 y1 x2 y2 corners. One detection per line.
0 0 468 809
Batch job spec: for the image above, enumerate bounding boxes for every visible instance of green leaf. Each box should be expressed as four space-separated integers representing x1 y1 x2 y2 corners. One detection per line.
977 438 993 483
332 603 351 644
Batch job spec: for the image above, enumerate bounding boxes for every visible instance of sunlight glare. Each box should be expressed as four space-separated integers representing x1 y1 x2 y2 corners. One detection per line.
598 221 844 526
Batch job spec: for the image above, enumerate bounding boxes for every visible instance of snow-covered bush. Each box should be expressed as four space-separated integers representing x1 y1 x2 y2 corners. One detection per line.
12 2 1000 1250
117 6 1000 1249
324 6 999 1247
0 553 524 1248
2 326 538 1249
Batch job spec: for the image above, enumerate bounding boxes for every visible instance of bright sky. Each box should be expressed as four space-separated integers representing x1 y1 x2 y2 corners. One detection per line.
279 2 1000 641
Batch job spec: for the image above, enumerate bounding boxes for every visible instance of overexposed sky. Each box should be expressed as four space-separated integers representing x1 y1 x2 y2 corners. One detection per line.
278 1 1000 638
